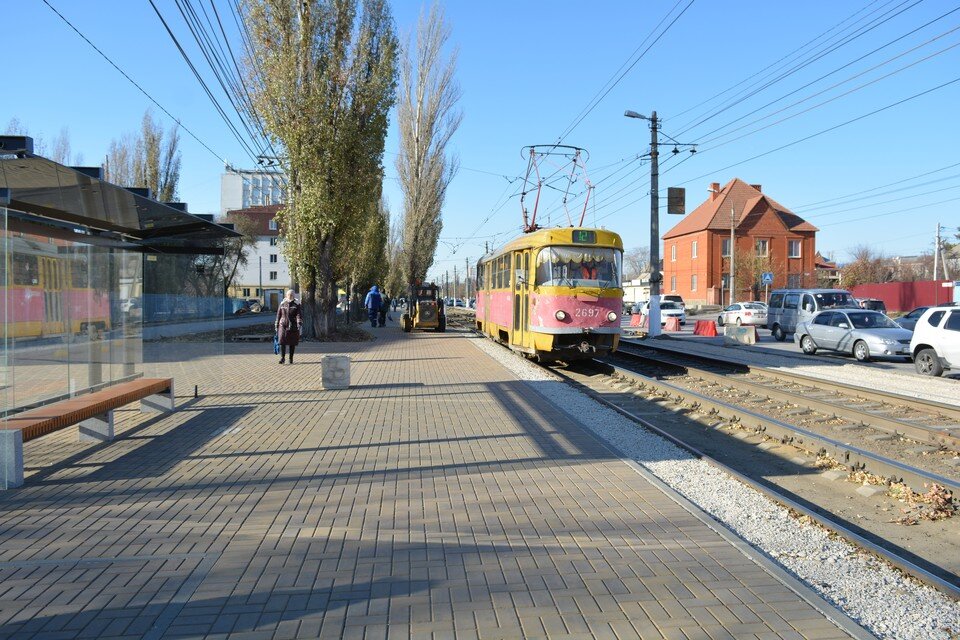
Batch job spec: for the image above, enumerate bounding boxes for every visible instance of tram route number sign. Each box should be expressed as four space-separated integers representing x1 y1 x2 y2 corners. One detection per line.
761 271 774 285
572 230 596 244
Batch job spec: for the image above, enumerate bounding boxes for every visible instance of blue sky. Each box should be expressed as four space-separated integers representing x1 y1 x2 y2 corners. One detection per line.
4 0 959 283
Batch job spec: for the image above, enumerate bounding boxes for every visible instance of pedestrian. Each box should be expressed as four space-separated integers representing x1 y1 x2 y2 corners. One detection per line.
378 293 391 327
391 296 398 312
365 285 383 328
275 289 303 364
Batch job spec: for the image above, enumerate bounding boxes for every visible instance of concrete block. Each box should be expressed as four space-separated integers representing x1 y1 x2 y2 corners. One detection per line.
821 470 846 481
0 430 24 490
322 355 351 390
142 380 175 413
79 411 114 443
855 484 885 497
722 325 757 346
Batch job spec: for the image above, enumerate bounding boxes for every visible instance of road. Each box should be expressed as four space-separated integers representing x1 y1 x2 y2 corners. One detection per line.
142 313 272 339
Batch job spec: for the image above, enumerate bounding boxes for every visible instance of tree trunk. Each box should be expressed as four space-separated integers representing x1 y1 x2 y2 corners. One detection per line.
313 235 337 338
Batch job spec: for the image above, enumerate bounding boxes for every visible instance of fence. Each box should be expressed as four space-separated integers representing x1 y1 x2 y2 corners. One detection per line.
849 280 957 313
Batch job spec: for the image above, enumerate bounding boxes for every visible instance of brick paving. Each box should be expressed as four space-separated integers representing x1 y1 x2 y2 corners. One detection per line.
0 323 860 639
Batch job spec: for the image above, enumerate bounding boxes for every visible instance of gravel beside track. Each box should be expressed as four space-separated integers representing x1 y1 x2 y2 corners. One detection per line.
468 334 960 640
632 337 960 406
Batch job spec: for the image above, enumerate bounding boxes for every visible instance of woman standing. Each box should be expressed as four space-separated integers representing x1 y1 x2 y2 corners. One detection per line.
275 289 303 364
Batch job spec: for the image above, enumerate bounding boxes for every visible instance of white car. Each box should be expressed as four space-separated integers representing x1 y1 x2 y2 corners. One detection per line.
718 302 767 327
910 306 960 376
641 301 686 325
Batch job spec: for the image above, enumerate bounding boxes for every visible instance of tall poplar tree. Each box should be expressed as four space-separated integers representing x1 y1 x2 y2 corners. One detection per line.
396 3 462 291
242 0 398 338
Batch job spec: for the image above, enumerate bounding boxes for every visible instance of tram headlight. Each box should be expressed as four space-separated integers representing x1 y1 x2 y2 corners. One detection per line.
555 310 568 321
607 311 618 322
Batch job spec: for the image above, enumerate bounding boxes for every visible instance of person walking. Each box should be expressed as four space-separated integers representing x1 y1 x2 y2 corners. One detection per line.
275 289 303 364
365 285 383 328
378 293 391 327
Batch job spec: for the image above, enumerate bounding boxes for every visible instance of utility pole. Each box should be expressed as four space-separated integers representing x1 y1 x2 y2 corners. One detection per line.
258 256 263 306
934 222 941 283
729 206 736 305
454 265 459 302
445 270 449 301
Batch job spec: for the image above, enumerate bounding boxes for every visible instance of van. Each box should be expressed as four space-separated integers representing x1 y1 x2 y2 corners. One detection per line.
766 288 859 341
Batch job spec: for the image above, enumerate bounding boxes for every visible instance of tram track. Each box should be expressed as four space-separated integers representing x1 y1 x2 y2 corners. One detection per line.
546 356 960 599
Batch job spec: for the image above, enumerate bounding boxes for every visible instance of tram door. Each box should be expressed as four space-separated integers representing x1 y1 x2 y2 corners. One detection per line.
40 258 64 336
511 251 530 347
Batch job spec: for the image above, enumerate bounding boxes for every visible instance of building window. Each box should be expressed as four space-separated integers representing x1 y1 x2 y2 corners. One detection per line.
269 237 277 246
691 240 698 259
788 239 801 258
269 271 278 281
787 274 801 288
721 273 730 290
255 288 261 296
268 219 278 231
671 244 676 262
721 238 731 257
269 254 278 263
756 239 769 257
691 274 698 291
242 288 250 297
670 275 677 292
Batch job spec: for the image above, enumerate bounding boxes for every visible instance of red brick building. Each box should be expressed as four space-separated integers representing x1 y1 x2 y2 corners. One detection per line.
662 179 818 306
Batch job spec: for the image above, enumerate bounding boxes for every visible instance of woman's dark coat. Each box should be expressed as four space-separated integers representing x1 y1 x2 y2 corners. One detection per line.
275 300 303 346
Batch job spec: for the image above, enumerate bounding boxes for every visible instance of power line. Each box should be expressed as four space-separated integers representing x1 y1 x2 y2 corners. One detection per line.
40 0 225 162
792 161 960 209
817 195 960 227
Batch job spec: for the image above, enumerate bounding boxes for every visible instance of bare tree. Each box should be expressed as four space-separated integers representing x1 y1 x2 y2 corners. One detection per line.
622 246 649 281
105 111 181 201
397 3 462 292
841 245 891 287
4 120 82 164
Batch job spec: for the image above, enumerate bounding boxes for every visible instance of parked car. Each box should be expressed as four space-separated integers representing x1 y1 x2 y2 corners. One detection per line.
660 294 686 310
454 299 465 307
718 302 767 327
641 301 686 325
897 303 956 331
794 309 912 362
857 298 887 313
910 306 960 376
766 288 859 341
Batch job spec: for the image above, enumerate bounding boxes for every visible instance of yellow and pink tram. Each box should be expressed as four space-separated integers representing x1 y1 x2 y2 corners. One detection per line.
475 227 623 361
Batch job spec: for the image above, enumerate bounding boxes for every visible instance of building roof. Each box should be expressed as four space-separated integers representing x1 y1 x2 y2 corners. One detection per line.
815 252 837 270
226 204 283 236
663 178 817 239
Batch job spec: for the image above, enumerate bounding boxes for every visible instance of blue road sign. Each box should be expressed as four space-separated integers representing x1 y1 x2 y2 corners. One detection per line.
761 271 774 285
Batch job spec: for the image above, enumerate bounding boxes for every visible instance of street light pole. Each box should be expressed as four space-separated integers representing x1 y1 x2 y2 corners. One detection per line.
625 110 661 336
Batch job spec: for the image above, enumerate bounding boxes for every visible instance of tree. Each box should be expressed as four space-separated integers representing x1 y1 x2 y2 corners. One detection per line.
384 211 405 297
105 111 181 201
4 119 83 164
219 213 262 294
841 245 891 287
243 0 398 338
396 3 462 292
623 246 649 281
734 253 784 300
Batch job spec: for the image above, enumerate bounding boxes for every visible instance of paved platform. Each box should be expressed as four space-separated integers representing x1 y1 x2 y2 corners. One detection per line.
0 324 862 639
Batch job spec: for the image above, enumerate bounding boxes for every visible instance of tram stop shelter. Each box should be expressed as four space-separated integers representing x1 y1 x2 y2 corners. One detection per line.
0 135 239 489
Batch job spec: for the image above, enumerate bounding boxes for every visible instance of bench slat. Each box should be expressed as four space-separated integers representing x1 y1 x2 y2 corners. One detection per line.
1 378 173 442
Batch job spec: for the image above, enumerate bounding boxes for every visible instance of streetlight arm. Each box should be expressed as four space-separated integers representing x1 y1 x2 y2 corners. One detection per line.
624 110 647 120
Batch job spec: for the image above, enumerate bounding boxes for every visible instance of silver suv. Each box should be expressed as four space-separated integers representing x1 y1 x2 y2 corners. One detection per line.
910 306 960 376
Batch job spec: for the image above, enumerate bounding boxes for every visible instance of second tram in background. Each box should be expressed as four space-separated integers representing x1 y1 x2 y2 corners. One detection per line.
475 227 623 361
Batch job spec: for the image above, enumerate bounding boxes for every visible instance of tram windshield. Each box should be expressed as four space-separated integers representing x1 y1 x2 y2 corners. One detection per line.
535 247 622 288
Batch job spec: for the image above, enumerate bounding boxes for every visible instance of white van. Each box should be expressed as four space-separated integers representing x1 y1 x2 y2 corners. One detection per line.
766 288 859 341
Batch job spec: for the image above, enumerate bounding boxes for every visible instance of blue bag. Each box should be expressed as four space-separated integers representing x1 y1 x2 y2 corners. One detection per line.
273 333 280 355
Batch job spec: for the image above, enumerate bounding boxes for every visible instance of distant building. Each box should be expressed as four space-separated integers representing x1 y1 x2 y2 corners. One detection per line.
662 179 818 306
815 252 840 286
220 165 287 217
225 204 289 310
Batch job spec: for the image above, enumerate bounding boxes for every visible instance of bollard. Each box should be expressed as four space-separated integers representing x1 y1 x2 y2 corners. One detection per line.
321 355 351 389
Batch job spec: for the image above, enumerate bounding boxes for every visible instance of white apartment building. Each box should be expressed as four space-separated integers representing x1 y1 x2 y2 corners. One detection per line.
224 204 291 310
220 165 287 217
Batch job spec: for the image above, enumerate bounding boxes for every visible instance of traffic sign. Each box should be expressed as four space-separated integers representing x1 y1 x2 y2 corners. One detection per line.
761 271 774 285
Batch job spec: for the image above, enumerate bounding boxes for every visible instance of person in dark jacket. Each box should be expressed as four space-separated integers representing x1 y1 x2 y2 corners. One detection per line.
275 289 303 364
364 285 382 328
378 294 391 327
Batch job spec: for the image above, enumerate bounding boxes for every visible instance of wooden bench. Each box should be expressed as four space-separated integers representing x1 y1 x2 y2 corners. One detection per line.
1 378 175 489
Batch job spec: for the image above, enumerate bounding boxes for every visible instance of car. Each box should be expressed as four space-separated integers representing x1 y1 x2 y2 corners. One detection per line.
910 306 960 376
660 294 685 310
767 288 859 341
454 299 465 307
794 309 912 362
718 302 767 327
857 298 887 313
897 303 956 331
641 300 686 325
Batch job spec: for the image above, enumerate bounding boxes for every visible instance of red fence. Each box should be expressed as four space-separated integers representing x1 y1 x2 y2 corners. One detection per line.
850 280 956 312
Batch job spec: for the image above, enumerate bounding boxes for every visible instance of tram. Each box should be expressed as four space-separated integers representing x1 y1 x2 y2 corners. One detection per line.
0 234 111 339
475 227 623 361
